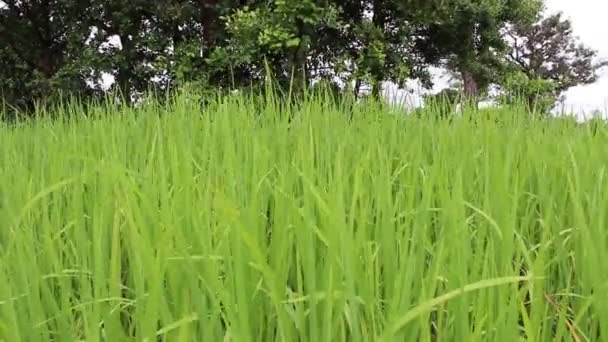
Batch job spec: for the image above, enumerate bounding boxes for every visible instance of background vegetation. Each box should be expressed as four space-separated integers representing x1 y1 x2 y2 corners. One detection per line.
1 0 606 114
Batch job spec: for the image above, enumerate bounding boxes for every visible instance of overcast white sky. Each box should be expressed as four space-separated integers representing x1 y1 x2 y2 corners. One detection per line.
543 0 608 113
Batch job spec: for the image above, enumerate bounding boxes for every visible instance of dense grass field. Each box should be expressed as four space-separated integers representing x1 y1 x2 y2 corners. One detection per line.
1 94 607 341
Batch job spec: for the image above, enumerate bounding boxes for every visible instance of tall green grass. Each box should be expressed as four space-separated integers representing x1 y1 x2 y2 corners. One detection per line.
1 92 607 341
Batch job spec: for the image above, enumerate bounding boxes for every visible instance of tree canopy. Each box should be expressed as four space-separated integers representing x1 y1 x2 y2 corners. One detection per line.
500 11 608 112
0 0 604 113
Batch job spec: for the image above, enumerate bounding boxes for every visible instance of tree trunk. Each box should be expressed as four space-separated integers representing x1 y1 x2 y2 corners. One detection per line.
35 53 56 80
117 34 133 105
294 46 307 90
371 82 382 99
462 70 479 109
200 0 222 55
371 0 386 99
354 78 362 99
288 19 309 96
462 70 479 98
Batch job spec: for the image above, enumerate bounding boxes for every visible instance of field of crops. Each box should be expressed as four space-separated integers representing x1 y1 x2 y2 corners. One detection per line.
1 94 607 341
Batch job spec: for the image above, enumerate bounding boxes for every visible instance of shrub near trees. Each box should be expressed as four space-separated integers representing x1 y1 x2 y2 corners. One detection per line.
0 0 605 113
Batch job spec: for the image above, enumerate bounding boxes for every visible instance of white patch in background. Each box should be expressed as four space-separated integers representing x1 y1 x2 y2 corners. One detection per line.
100 74 115 91
544 0 608 117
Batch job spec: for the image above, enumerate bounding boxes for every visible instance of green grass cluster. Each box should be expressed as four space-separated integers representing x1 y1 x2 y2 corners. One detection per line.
1 93 607 341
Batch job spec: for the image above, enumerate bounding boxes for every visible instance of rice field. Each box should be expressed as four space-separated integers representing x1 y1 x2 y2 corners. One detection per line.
1 94 607 341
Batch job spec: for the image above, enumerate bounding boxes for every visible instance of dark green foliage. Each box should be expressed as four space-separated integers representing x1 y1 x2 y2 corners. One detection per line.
0 0 103 110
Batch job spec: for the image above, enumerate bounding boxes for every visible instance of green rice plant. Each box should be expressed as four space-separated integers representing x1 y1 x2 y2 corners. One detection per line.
0 92 607 341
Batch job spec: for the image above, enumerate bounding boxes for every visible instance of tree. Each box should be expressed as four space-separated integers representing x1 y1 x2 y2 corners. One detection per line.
352 0 433 98
1 0 604 116
88 0 215 103
206 0 341 93
207 0 437 99
0 0 103 110
414 0 543 100
0 0 246 109
499 70 556 113
503 11 607 111
138 0 244 90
